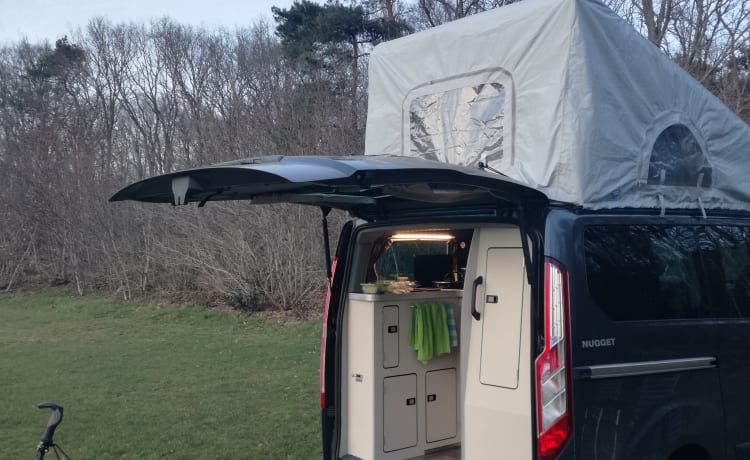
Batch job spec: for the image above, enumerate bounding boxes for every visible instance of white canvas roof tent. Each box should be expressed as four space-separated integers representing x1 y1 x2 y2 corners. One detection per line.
365 0 750 211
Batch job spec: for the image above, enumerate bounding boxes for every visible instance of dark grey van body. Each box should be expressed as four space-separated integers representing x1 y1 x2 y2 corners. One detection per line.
112 156 750 460
547 209 750 460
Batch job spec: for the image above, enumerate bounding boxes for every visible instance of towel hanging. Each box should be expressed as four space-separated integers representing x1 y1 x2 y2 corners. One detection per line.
409 302 452 364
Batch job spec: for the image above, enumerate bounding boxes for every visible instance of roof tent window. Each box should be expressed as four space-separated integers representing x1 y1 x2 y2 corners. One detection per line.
647 124 712 187
407 78 509 167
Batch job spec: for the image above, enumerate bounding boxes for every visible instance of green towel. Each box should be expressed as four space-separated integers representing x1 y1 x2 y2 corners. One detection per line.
430 302 450 357
409 303 452 364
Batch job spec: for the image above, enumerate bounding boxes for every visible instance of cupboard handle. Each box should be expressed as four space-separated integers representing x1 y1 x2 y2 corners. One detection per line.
471 276 483 320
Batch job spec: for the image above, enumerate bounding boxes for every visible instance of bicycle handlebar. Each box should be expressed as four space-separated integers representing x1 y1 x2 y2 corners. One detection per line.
36 402 64 457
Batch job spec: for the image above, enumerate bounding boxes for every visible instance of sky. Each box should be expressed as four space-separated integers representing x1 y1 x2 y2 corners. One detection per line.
0 0 298 44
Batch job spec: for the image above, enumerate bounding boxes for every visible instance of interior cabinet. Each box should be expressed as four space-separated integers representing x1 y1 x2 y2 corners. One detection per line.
426 368 458 443
383 374 418 452
343 291 462 460
382 306 399 369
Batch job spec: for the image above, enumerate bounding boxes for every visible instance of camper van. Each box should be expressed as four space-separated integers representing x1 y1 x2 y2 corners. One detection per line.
111 0 750 458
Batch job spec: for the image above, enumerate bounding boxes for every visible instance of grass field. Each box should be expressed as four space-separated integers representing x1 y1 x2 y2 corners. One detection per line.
0 291 322 459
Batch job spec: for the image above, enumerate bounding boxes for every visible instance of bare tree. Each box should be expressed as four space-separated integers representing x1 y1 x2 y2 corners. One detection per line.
0 18 358 312
413 0 518 27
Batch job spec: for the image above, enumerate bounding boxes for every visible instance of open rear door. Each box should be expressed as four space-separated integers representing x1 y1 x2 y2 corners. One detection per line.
110 155 545 221
462 226 534 459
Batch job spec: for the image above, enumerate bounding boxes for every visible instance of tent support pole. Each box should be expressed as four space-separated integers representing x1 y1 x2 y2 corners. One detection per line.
516 203 535 286
321 207 333 282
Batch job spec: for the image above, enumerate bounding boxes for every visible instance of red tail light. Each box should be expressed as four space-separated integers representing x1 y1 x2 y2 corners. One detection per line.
535 258 572 459
320 256 339 409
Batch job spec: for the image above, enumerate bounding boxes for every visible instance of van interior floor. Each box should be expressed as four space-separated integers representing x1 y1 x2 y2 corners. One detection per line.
406 445 461 460
341 446 460 460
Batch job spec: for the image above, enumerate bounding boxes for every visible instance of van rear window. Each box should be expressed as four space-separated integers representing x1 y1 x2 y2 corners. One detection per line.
584 225 750 320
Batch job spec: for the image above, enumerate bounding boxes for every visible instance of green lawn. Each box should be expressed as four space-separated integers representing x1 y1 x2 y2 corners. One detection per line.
0 291 322 459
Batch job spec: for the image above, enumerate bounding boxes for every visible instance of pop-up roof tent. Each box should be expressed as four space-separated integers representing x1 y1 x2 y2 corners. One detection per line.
365 0 750 211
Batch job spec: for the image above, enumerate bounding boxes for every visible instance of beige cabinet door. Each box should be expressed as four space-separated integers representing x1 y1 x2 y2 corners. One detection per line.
383 374 417 452
382 305 399 369
425 368 458 443
479 247 525 388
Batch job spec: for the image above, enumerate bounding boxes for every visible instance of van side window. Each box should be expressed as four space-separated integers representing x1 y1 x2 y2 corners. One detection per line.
702 226 750 317
585 225 704 320
583 225 746 320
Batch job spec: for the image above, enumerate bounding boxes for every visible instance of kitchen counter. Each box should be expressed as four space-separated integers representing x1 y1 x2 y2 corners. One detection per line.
349 290 463 303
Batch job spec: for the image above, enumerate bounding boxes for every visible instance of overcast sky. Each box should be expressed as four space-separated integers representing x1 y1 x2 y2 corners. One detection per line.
0 0 298 44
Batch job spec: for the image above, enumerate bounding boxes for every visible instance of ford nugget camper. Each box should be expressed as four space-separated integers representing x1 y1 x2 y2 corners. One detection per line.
111 0 750 458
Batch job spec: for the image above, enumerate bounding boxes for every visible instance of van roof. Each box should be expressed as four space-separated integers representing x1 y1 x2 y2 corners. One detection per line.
365 0 750 212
